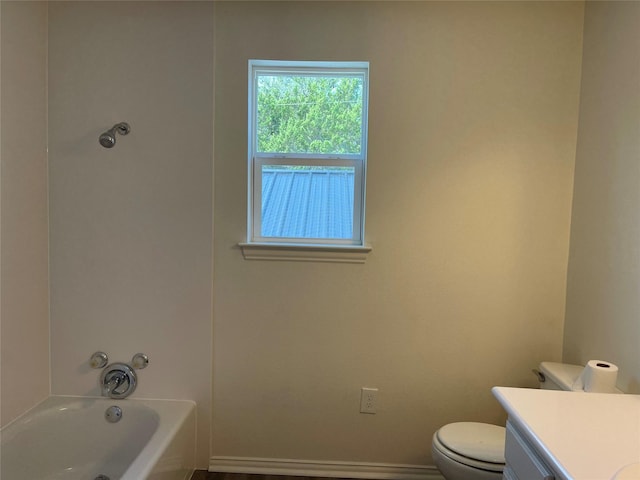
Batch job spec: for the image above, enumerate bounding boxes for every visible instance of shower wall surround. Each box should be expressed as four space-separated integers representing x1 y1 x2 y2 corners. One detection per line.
0 0 49 428
47 2 214 467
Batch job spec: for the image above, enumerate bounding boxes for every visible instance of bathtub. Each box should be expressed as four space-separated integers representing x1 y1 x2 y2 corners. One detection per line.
0 395 196 480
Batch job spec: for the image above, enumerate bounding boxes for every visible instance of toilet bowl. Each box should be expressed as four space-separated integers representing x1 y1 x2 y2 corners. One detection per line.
431 362 607 480
431 422 504 480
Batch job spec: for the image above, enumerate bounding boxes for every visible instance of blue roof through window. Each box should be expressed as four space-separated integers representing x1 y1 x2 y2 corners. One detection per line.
261 167 354 239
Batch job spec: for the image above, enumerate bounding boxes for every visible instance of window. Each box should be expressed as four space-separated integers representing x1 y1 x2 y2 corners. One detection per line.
246 60 369 255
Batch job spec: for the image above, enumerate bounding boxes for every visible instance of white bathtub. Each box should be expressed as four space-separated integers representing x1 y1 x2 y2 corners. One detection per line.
0 395 196 480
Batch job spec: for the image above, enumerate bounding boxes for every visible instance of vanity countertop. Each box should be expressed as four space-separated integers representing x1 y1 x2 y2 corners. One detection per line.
492 386 640 480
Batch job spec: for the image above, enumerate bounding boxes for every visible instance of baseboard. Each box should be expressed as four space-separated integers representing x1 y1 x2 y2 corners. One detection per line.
209 456 445 480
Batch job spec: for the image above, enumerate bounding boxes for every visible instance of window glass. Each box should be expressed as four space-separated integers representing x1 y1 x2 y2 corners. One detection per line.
249 60 368 246
261 166 355 239
256 74 364 155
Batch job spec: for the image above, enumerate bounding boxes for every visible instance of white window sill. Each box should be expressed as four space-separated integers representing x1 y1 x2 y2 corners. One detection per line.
238 242 372 264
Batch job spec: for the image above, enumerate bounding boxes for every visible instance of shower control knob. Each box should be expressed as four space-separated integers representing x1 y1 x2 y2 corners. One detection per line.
100 363 137 399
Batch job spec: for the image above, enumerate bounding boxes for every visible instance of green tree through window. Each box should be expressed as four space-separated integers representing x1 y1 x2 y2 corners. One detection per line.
256 75 363 155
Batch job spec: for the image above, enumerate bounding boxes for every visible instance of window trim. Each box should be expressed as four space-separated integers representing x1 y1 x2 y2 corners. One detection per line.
246 59 370 256
239 242 372 264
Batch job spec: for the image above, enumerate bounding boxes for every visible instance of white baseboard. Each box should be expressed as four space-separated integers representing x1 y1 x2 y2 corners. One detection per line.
209 456 445 480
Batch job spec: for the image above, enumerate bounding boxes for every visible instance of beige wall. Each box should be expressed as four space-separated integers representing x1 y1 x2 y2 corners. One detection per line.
213 1 584 468
47 2 213 466
0 1 50 428
564 1 640 394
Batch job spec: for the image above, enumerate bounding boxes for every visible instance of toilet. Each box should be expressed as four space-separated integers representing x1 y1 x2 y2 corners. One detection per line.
431 422 505 480
430 362 592 480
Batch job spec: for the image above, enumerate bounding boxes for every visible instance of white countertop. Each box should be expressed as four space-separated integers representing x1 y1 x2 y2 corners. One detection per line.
492 386 640 480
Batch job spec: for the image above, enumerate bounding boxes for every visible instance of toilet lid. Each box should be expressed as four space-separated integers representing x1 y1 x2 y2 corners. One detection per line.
613 463 640 480
436 422 506 464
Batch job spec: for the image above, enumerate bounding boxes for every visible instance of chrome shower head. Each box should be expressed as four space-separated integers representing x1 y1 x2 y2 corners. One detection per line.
99 131 116 148
99 122 131 148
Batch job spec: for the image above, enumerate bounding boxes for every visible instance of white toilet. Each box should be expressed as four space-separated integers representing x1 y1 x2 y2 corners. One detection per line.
430 362 589 480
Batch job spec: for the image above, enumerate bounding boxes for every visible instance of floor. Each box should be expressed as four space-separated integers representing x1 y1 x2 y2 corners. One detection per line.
191 472 346 480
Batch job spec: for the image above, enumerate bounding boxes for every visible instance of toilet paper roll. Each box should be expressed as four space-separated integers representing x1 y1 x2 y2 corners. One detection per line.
577 360 619 393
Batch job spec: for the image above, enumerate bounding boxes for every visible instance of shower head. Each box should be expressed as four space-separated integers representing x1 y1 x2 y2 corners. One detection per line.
99 122 131 148
99 131 116 148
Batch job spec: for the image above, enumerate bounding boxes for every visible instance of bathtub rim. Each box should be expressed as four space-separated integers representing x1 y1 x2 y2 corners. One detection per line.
0 394 197 429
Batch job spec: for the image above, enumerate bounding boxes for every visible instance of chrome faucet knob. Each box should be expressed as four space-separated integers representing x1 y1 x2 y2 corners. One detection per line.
131 353 149 370
100 363 137 399
90 351 109 369
105 371 124 390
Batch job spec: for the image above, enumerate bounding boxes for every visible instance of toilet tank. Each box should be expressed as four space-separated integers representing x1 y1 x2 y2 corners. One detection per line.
537 362 584 391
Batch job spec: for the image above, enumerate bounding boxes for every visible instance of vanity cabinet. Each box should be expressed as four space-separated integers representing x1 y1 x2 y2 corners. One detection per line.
503 421 555 480
492 387 640 480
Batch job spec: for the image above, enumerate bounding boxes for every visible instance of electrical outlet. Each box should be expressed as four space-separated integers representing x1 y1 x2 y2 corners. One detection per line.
360 387 378 414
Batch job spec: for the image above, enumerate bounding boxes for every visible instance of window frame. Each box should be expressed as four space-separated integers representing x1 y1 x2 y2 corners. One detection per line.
247 60 370 248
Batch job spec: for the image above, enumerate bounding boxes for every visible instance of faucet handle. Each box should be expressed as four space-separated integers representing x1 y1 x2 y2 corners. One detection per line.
100 363 137 399
90 351 109 369
102 370 125 397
